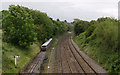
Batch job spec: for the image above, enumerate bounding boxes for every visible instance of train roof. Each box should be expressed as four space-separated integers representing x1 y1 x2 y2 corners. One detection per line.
42 38 52 47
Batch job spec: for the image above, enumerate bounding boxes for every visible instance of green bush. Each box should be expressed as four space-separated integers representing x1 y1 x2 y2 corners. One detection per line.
95 18 118 50
85 25 96 38
74 24 84 35
74 17 119 73
109 56 120 73
2 5 37 47
73 19 89 35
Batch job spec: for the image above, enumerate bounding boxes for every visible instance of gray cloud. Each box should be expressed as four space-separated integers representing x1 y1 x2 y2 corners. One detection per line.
1 0 119 22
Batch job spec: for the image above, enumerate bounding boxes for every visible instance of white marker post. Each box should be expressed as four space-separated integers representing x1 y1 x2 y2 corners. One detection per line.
14 56 20 68
47 48 54 74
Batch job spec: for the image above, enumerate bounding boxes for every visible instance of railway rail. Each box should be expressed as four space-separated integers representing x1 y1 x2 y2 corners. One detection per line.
19 52 46 74
19 39 53 74
19 33 107 74
56 34 108 74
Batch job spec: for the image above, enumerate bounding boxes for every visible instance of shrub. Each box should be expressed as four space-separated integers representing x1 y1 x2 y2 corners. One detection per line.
85 25 96 38
74 19 90 35
95 19 118 49
74 24 84 35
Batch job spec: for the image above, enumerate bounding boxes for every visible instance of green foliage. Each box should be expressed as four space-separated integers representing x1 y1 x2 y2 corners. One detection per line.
2 42 40 73
30 10 55 41
109 55 120 73
95 18 118 50
74 19 89 35
52 20 68 35
0 11 2 29
118 20 120 50
74 24 84 35
85 25 96 38
2 5 69 47
0 20 1 29
2 5 37 47
73 17 119 73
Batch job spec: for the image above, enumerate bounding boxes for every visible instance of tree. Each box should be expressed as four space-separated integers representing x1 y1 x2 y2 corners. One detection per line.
74 24 84 35
64 20 67 22
3 5 37 47
2 5 69 47
57 19 60 21
74 19 90 35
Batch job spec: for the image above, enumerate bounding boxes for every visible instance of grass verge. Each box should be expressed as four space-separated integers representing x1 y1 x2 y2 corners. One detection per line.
2 42 40 73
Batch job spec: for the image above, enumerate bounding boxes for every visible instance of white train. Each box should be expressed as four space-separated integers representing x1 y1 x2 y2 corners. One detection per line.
41 38 52 51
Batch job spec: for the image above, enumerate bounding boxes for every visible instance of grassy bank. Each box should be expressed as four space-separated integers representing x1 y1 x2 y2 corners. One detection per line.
73 32 119 74
73 17 120 74
2 42 40 73
0 30 2 74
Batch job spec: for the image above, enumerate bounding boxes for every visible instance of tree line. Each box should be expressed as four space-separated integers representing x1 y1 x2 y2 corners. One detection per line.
2 5 69 47
74 17 118 51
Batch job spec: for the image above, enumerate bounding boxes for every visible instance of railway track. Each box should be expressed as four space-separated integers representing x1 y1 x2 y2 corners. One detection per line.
56 34 107 74
19 33 107 74
19 39 54 74
19 51 46 75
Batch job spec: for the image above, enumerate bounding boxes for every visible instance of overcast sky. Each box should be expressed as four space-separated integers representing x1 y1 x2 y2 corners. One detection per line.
1 0 119 22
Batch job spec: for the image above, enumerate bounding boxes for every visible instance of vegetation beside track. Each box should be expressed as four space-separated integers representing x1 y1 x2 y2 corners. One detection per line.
73 17 120 74
2 42 40 73
1 5 70 73
2 5 69 47
0 30 2 74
